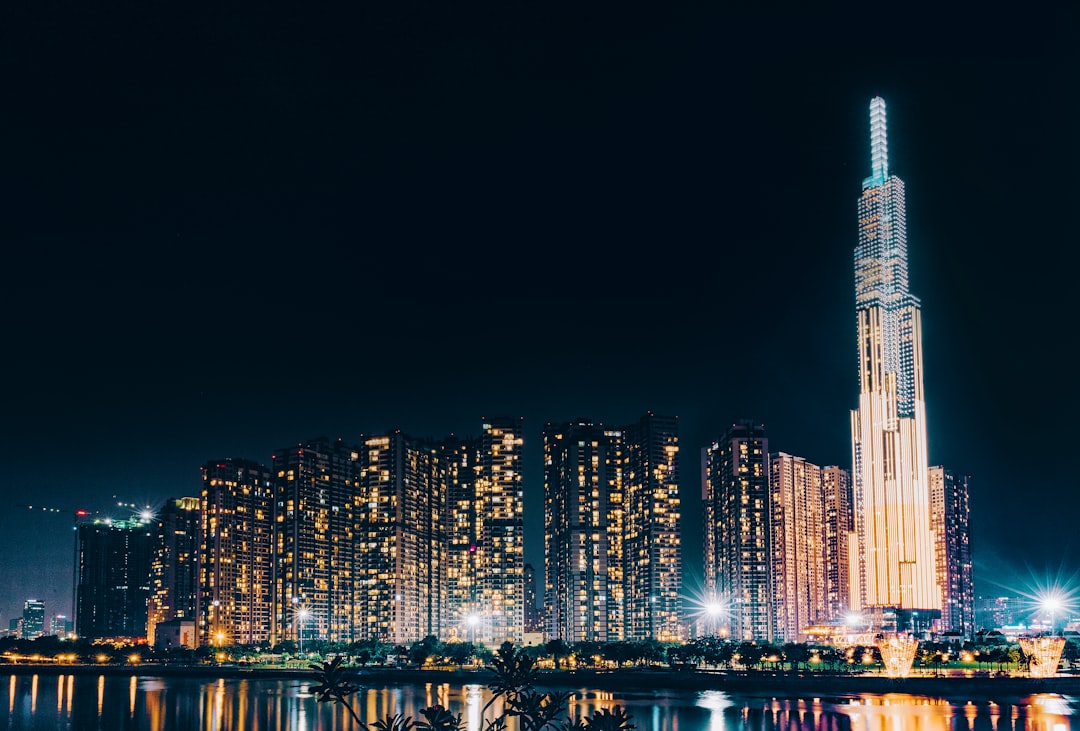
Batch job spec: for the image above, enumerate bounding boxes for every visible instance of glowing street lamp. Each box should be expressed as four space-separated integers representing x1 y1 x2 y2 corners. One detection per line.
296 606 311 655
465 612 481 645
1040 593 1064 636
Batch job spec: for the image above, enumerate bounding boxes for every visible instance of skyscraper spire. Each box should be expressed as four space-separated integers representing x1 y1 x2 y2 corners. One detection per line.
868 96 888 186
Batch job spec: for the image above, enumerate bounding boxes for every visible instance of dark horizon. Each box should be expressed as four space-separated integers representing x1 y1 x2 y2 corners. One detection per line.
2 3 1078 626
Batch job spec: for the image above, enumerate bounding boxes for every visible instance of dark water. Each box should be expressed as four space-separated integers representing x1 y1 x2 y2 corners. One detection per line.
4 673 1080 731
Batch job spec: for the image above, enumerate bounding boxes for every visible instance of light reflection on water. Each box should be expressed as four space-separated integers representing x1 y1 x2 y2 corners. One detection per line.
3 673 1079 731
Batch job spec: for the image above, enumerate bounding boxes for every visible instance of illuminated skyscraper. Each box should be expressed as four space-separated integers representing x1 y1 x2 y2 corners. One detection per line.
477 417 525 646
352 431 444 645
436 433 481 643
273 438 360 644
705 420 772 641
929 466 973 636
21 600 45 639
770 452 825 642
850 96 939 626
821 465 853 621
147 496 200 645
200 459 275 646
623 412 681 641
543 418 626 643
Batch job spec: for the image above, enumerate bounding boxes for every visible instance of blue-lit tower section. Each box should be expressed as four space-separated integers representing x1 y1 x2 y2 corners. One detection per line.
850 96 939 621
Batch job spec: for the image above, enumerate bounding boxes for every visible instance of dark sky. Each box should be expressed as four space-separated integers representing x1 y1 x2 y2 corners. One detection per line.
1 2 1077 627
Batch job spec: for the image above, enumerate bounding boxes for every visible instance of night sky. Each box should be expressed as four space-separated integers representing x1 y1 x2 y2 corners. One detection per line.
1 2 1077 628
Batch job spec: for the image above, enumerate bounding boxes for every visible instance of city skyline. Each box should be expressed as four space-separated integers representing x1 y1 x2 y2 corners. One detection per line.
1 4 1077 625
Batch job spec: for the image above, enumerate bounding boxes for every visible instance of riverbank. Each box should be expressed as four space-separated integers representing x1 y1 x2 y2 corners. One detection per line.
4 664 1080 700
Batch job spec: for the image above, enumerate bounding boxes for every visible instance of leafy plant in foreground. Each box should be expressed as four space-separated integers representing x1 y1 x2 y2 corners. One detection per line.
309 642 636 731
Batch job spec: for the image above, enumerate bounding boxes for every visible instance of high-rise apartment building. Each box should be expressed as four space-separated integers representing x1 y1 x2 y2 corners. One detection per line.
623 412 682 641
850 96 939 628
352 431 444 645
436 433 482 643
523 563 543 634
273 438 360 644
544 413 681 643
147 496 200 645
543 419 625 643
929 466 974 636
821 465 853 621
200 459 275 646
770 453 826 643
75 517 155 639
21 599 45 639
704 420 772 641
476 417 526 646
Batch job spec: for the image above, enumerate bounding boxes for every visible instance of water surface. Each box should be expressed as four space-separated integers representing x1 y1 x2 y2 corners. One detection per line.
4 673 1078 731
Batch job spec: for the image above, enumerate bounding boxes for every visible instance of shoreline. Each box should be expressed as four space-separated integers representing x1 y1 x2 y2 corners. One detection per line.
4 665 1080 700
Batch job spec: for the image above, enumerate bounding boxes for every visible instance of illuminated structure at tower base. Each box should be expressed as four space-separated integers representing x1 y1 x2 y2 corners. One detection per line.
1019 636 1065 678
876 633 919 678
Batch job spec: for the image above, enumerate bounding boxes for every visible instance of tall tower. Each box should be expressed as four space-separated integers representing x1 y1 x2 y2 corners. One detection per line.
200 459 275 646
477 417 525 646
623 412 682 641
543 418 625 643
850 96 939 625
769 452 826 643
353 431 444 645
273 438 360 644
821 465 853 621
75 517 155 639
148 496 200 645
435 433 481 643
704 420 772 641
929 466 974 636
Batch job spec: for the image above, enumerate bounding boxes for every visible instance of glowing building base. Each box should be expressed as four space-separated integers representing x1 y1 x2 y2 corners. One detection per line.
1018 636 1065 678
876 633 919 678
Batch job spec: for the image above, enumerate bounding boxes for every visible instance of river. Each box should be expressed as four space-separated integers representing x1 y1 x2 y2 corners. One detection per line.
4 672 1079 731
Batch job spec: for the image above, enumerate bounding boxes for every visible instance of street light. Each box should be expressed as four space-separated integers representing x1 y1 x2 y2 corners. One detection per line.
291 599 311 656
1040 593 1064 636
465 612 480 646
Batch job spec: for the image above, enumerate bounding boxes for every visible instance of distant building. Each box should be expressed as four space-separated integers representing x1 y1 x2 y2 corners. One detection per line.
976 595 1023 631
200 458 275 646
22 599 45 639
147 496 200 645
929 466 974 637
76 517 155 639
704 420 772 641
49 614 72 637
